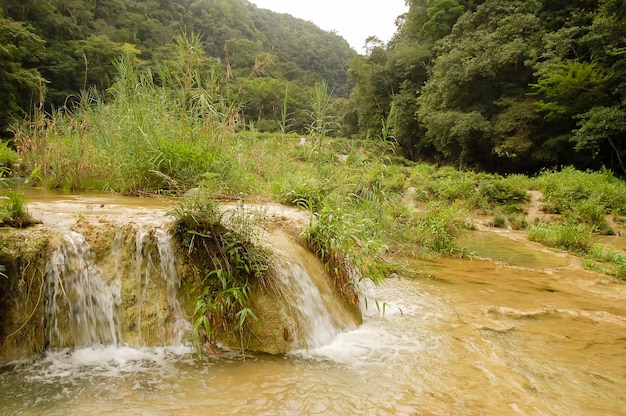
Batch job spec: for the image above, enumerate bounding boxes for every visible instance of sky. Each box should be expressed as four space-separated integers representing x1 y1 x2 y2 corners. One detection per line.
250 0 409 54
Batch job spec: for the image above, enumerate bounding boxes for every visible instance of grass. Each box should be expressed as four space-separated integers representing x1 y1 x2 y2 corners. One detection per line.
0 141 18 169
536 167 626 220
528 221 592 253
0 190 35 228
582 244 626 281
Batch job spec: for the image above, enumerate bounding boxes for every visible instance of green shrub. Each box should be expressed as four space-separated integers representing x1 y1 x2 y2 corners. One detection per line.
284 179 333 211
508 215 528 230
0 142 18 169
528 221 592 253
304 203 387 297
413 201 470 255
492 214 507 228
536 167 626 216
0 190 35 228
584 245 626 280
479 179 529 206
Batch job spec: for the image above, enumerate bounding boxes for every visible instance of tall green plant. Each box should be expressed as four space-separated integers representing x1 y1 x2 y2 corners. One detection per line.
279 83 291 134
171 198 270 355
413 201 470 256
0 190 34 228
308 80 334 173
304 202 387 304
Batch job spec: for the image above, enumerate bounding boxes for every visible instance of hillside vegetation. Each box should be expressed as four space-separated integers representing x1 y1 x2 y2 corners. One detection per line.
0 0 355 135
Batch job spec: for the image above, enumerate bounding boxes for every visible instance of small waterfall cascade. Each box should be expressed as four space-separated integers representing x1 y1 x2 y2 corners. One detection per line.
44 227 191 349
44 232 123 348
154 229 192 346
268 230 358 349
39 207 359 352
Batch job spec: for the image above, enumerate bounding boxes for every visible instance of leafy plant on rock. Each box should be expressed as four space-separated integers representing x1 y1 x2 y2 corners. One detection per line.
171 197 271 355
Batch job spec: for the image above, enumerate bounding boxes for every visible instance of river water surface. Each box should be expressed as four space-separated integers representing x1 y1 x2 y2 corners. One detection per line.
1 193 625 415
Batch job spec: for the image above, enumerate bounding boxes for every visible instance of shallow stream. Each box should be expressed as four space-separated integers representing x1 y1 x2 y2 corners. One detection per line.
1 194 625 415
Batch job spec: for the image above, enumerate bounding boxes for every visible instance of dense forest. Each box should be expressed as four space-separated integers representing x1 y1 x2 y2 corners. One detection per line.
349 0 626 175
1 0 625 175
0 0 356 135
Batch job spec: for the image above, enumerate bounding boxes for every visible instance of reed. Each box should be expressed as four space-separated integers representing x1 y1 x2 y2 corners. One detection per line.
15 34 233 194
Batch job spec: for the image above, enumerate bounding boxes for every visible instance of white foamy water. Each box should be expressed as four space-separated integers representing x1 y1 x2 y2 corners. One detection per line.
296 278 444 368
45 232 122 347
24 345 193 382
154 229 192 346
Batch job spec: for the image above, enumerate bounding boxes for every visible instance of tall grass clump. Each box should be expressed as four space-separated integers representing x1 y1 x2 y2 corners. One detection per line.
585 244 626 280
15 34 236 194
0 190 35 228
171 197 272 354
413 201 471 256
536 167 626 217
308 80 335 173
528 220 592 253
303 202 387 303
407 166 529 213
0 141 18 170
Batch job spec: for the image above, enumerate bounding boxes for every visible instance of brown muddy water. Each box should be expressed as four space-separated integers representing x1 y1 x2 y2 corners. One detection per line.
1 192 625 415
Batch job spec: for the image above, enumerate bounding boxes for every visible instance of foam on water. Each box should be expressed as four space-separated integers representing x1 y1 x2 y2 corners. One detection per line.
295 278 444 368
23 345 194 383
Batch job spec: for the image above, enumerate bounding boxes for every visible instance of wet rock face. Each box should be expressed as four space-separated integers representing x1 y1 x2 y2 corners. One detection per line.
0 229 51 361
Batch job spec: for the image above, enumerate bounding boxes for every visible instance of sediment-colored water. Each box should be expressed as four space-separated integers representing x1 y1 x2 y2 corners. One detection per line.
1 194 625 415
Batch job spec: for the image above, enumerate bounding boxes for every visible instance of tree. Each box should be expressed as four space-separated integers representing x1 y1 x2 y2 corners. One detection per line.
572 106 626 176
422 0 464 41
0 10 46 134
417 1 543 168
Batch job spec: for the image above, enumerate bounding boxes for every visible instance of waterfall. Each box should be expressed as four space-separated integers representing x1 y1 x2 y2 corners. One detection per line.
44 227 191 349
45 232 122 348
268 229 358 349
39 209 358 352
154 229 192 346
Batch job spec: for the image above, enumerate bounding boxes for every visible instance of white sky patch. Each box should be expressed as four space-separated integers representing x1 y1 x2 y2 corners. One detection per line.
251 0 408 54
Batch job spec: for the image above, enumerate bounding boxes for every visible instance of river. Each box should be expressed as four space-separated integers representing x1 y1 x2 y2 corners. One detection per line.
0 193 624 415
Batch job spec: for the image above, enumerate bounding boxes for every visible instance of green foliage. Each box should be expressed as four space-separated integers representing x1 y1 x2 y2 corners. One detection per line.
14 43 236 194
479 180 529 207
409 166 529 212
0 141 18 168
412 201 470 256
528 221 592 253
304 203 387 301
0 10 46 134
285 179 332 212
347 0 626 174
536 167 626 218
533 61 612 120
308 80 336 172
491 214 507 228
585 244 626 280
572 106 626 176
0 0 356 137
422 0 464 41
171 197 270 355
0 190 34 228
